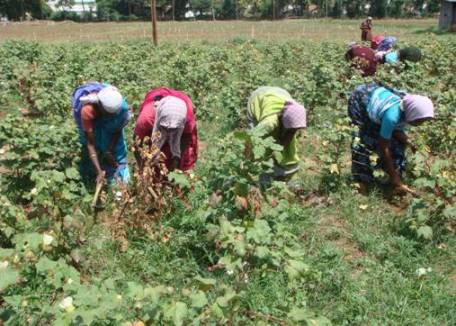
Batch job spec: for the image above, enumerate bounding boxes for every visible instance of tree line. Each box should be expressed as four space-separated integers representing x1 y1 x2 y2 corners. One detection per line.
0 0 441 21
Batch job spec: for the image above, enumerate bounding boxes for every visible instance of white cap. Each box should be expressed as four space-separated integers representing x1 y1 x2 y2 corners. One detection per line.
97 86 123 114
367 16 373 20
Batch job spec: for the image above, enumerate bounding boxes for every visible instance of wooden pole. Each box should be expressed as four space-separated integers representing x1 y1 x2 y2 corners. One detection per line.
272 0 276 20
151 0 158 45
172 0 175 21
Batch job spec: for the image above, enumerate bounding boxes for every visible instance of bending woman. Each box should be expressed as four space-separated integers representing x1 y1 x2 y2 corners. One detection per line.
348 83 434 193
247 86 306 179
134 87 198 172
345 44 377 76
376 47 422 65
72 82 131 184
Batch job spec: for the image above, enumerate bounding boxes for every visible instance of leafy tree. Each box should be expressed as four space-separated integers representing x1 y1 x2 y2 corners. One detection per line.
344 0 365 18
388 0 405 17
369 0 387 18
0 0 51 20
330 0 342 18
219 0 236 18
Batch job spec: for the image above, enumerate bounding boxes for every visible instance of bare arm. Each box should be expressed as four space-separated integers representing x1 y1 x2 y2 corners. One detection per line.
86 130 105 183
393 130 416 153
378 138 402 187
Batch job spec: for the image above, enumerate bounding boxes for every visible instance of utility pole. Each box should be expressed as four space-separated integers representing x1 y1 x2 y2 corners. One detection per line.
172 0 175 20
151 0 158 45
272 0 276 20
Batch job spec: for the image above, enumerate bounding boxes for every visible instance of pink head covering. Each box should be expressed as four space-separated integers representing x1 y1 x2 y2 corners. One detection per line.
281 101 306 129
402 94 434 123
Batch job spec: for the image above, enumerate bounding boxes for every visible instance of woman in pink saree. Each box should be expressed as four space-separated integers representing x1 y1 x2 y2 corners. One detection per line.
134 87 198 172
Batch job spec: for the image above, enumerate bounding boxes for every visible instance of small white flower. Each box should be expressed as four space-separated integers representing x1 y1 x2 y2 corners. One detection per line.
42 234 54 246
67 278 73 285
30 188 37 195
416 267 427 277
0 261 9 269
115 191 123 201
226 269 234 275
59 297 75 312
116 294 122 300
427 267 432 273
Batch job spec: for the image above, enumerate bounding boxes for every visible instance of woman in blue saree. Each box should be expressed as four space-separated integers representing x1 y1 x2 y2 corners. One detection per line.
72 82 131 185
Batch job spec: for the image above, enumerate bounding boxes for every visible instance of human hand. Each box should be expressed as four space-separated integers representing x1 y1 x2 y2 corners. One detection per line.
96 170 106 185
393 183 419 197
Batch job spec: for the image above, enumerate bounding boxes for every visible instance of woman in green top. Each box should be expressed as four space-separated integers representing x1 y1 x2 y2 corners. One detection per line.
247 86 307 178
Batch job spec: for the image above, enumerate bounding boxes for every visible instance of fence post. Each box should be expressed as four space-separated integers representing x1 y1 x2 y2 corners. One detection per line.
151 0 158 45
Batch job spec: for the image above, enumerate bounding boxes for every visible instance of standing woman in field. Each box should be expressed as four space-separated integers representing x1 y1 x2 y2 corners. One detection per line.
348 83 434 194
72 82 131 185
360 17 373 42
134 87 198 172
247 86 306 179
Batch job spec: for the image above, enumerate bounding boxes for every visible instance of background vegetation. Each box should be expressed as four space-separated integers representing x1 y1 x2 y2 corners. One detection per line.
0 0 443 22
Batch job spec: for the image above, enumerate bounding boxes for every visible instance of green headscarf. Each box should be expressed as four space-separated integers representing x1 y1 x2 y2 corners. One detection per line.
399 47 422 62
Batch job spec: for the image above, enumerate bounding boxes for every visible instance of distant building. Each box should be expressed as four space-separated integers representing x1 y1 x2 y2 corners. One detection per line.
439 0 456 31
185 10 195 19
48 0 97 15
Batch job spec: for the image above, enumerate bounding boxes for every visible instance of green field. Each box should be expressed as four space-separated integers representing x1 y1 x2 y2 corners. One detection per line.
0 20 455 325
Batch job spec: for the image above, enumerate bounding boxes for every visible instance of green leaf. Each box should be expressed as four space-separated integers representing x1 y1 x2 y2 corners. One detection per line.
194 276 216 292
164 301 188 326
417 225 433 240
216 287 236 308
35 256 58 273
253 145 266 160
65 167 79 180
13 232 42 252
285 259 309 280
287 307 310 322
0 268 19 291
233 131 250 141
190 291 208 308
0 249 14 259
168 171 191 189
443 206 456 219
246 219 271 244
254 246 270 259
308 316 332 325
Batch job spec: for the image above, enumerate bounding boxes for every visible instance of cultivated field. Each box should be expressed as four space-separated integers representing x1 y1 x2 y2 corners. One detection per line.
0 19 455 325
0 18 444 43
